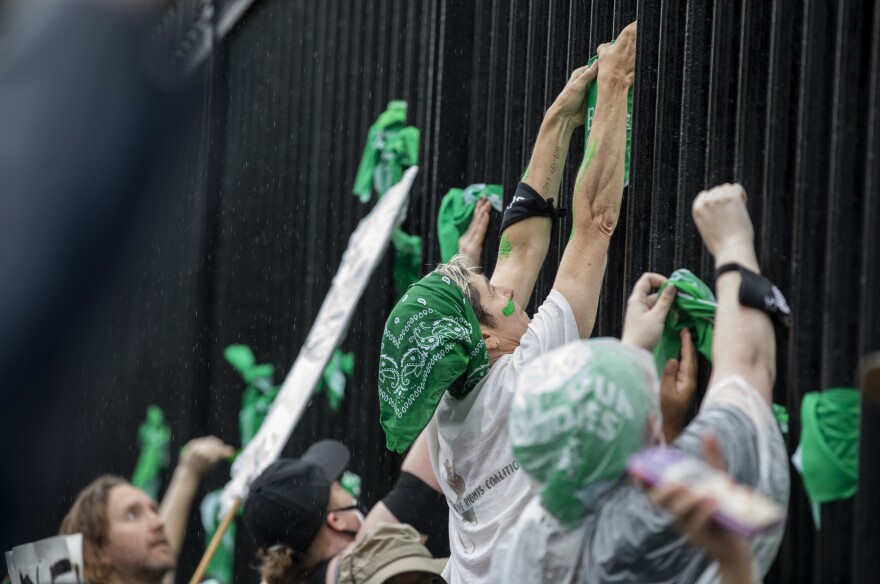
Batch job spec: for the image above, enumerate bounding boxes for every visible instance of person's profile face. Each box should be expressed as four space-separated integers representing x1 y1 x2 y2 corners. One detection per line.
101 484 176 579
472 275 531 343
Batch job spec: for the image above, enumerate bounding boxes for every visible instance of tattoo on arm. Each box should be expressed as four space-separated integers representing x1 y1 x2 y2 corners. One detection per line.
543 146 562 192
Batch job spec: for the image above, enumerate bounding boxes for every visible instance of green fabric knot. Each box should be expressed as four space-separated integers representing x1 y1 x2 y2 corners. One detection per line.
224 344 281 446
652 269 716 376
799 388 860 504
437 184 503 262
315 349 355 411
131 405 171 500
353 100 420 202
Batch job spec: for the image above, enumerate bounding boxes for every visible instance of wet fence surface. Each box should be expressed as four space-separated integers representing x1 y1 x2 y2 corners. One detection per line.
1 1 878 583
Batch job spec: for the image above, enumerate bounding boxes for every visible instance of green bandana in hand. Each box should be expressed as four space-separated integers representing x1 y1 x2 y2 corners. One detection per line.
131 405 171 500
353 100 420 202
653 269 716 376
379 272 489 452
583 42 634 187
799 388 860 504
437 184 503 262
315 349 355 411
510 339 660 527
392 228 424 300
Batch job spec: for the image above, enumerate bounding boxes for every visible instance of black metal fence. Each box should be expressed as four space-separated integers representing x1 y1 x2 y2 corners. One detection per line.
1 1 877 583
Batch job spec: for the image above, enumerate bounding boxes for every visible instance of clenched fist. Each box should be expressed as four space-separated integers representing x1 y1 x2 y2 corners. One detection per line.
691 183 755 260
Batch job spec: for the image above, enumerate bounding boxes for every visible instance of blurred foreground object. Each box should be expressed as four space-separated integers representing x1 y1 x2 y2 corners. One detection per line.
0 0 187 400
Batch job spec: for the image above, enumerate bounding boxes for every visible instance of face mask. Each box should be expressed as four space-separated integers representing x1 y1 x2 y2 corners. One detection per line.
327 502 367 537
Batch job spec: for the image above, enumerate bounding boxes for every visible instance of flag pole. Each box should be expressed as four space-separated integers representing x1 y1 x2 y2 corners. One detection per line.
188 497 241 584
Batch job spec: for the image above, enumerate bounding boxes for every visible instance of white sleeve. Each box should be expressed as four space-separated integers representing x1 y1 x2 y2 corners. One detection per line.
511 290 581 367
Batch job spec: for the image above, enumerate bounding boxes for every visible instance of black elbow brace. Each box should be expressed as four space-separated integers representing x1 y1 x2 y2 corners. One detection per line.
382 471 447 534
500 182 568 233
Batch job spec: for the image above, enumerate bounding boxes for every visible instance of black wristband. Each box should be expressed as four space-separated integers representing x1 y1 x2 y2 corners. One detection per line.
382 471 448 535
714 263 792 327
499 182 567 233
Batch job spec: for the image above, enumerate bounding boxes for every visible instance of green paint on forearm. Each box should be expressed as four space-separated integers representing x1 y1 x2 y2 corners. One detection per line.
503 298 516 317
498 234 512 259
575 139 599 190
521 163 531 180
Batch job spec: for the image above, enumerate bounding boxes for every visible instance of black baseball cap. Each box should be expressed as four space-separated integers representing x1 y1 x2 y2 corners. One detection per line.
243 440 351 553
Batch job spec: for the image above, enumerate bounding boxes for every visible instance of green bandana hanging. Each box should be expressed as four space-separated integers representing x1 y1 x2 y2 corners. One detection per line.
583 41 633 187
224 344 281 446
199 491 236 584
652 269 716 376
379 272 489 452
315 349 355 411
197 345 282 584
131 405 171 500
392 228 424 300
509 339 660 527
437 184 504 262
352 100 420 202
798 388 860 504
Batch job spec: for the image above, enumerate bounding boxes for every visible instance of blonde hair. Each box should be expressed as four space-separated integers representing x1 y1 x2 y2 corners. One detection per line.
434 254 494 326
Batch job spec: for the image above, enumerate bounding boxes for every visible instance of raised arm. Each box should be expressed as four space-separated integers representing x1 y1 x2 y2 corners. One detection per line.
553 21 636 337
490 63 598 308
691 183 775 404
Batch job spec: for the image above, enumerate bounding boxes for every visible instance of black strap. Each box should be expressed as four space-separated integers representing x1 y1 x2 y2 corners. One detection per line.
500 182 568 233
714 263 792 327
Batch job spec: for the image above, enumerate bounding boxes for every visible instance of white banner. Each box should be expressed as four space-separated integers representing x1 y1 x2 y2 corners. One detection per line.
219 166 418 515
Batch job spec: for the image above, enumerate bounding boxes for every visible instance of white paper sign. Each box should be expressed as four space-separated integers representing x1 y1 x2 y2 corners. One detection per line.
219 166 418 515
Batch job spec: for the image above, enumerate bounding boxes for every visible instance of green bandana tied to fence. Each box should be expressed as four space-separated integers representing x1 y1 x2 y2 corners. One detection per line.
652 269 716 376
315 349 355 411
379 272 489 452
510 339 661 527
392 229 424 300
197 345 282 583
436 184 504 262
131 406 171 500
793 388 860 528
352 100 420 203
583 42 633 187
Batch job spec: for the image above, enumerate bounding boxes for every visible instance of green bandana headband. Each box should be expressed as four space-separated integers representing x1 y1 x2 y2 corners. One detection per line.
437 184 503 262
379 272 489 452
510 339 660 527
799 388 860 503
653 269 716 376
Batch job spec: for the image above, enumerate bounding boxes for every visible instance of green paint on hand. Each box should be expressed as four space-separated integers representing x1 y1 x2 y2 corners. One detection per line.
498 234 512 259
503 298 516 317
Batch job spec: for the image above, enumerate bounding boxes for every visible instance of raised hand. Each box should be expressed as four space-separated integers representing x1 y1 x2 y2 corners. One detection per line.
622 272 677 352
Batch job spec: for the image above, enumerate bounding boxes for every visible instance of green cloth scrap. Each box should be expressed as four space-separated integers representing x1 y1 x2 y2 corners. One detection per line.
652 269 716 377
353 100 420 202
224 344 281 447
392 228 424 300
799 388 860 504
315 349 355 411
379 272 490 452
200 490 236 584
131 405 171 500
341 470 362 499
437 184 503 262
581 44 634 187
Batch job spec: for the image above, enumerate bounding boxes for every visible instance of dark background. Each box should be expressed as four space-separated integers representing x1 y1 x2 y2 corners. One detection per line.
1 1 879 583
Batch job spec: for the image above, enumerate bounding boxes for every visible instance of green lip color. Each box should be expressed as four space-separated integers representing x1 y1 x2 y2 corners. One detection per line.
502 298 515 317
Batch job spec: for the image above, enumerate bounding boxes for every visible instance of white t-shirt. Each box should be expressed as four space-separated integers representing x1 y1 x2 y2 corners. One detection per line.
426 290 580 584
